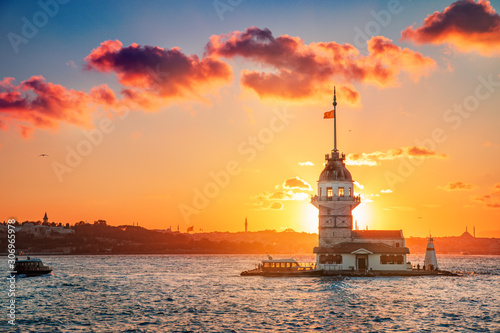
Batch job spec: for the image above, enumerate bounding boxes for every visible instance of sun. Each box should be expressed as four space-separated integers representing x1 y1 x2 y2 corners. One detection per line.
352 203 374 230
302 205 319 233
299 199 374 233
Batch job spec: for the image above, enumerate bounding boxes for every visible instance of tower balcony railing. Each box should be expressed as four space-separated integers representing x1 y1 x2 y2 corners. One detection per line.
311 195 361 203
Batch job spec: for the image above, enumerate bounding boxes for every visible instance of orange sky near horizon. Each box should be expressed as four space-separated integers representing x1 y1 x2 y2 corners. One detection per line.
1 1 499 237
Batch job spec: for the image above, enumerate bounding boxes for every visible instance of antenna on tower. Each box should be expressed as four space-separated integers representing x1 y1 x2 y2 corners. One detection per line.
333 86 338 152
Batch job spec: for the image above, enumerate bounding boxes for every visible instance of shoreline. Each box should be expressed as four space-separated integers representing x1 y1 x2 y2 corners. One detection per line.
2 252 499 256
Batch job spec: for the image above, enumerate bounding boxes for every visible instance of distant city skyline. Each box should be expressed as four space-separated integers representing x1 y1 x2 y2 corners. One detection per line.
1 0 499 236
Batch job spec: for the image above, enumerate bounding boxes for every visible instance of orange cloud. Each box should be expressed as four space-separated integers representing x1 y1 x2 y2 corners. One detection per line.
473 183 500 208
346 146 448 166
283 176 312 191
256 202 284 211
440 181 474 190
401 0 500 57
254 190 310 202
252 176 312 210
206 27 436 104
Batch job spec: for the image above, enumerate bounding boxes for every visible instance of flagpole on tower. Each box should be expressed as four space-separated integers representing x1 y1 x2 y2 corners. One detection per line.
333 87 337 152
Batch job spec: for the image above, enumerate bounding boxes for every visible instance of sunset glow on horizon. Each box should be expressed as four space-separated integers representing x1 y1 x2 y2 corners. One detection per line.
1 0 499 237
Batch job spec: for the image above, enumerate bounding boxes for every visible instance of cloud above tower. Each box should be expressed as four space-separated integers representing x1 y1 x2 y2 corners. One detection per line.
205 27 436 105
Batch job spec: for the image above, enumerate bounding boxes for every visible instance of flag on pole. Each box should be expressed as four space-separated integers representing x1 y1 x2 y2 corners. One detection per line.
323 109 335 119
187 226 194 232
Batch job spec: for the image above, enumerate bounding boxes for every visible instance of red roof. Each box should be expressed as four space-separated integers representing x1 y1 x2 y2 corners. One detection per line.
352 230 403 239
314 242 409 254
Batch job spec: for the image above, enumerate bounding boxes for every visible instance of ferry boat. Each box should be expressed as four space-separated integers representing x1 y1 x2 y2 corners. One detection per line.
14 257 53 276
241 258 320 276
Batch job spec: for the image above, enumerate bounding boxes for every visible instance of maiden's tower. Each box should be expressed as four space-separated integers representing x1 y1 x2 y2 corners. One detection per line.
240 89 456 277
311 89 411 273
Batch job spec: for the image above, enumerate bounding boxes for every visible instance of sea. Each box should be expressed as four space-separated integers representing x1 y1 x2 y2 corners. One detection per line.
1 254 499 332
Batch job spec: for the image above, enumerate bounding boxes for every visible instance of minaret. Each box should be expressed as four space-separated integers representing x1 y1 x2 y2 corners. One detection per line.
245 217 248 233
424 235 438 270
312 89 360 251
43 212 48 224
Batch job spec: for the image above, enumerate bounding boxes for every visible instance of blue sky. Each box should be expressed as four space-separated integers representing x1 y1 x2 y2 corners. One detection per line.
1 0 499 236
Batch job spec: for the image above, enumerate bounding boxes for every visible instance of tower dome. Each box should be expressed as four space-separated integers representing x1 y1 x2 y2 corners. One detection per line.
319 152 352 182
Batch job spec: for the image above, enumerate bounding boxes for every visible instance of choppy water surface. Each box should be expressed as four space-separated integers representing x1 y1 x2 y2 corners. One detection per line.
2 254 499 332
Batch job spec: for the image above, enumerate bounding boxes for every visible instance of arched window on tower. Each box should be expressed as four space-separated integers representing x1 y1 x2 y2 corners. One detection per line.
327 187 333 198
338 187 345 196
349 187 352 196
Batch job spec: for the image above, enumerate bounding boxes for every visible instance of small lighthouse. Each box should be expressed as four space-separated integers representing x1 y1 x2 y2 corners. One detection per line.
424 236 438 270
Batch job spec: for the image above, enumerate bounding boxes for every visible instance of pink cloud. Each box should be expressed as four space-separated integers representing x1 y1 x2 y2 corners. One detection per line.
1 40 234 136
0 76 113 136
206 27 436 104
84 40 233 104
401 0 500 57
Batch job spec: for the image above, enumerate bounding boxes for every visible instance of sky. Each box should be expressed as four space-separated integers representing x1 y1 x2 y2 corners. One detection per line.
1 0 499 237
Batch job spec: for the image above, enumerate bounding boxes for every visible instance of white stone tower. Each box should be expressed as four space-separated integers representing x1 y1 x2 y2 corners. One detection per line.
311 89 360 248
312 151 360 246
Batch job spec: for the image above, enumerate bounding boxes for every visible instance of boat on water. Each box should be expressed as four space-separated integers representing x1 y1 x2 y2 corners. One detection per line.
14 257 53 276
241 258 320 276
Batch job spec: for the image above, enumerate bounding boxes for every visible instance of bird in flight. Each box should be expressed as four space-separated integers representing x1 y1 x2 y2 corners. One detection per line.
39 154 49 157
